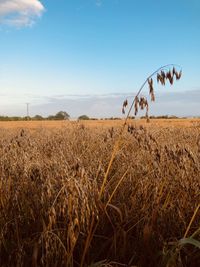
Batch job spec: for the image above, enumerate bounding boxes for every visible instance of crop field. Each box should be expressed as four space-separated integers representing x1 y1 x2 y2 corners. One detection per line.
0 119 200 267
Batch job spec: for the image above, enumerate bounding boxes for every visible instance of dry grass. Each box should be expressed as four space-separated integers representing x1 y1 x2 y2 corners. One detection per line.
0 120 200 267
0 118 199 129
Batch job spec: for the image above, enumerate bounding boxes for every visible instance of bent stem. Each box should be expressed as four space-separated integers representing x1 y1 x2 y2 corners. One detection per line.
99 64 181 198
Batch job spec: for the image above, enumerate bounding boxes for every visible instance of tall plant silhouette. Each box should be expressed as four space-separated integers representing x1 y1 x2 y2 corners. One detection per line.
100 64 182 197
81 65 182 267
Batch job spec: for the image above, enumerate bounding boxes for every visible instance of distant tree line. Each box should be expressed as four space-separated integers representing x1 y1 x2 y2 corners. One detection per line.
0 111 70 121
0 112 193 121
141 115 181 119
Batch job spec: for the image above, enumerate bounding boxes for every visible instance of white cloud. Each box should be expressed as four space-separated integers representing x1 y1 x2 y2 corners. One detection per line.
0 90 200 118
0 0 45 27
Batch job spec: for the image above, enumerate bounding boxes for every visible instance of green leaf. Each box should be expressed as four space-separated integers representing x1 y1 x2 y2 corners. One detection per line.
179 237 200 249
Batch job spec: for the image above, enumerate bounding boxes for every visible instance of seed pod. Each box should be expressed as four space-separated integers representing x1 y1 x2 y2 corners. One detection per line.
139 97 145 110
139 97 149 111
148 78 155 101
148 78 153 87
169 76 174 85
161 70 166 80
149 87 155 101
122 99 128 114
166 70 172 81
123 99 128 108
177 70 182 80
172 67 176 76
160 76 165 85
134 96 139 115
175 71 179 80
157 73 161 83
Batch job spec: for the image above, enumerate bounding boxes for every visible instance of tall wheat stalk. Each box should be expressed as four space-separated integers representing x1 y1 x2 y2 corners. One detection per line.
81 64 182 265
99 64 182 198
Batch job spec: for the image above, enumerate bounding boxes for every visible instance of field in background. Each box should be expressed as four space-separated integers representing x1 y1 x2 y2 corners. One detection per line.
0 119 199 267
0 118 199 129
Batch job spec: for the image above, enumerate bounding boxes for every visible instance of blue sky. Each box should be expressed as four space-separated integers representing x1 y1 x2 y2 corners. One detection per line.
0 0 200 117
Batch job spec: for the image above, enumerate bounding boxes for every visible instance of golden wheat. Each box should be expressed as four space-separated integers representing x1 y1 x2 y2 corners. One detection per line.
0 121 199 267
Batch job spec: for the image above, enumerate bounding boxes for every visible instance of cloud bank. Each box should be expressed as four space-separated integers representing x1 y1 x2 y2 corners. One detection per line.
0 0 44 27
0 90 199 118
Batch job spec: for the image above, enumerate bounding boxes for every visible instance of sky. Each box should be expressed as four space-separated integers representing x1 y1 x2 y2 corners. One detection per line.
0 0 200 118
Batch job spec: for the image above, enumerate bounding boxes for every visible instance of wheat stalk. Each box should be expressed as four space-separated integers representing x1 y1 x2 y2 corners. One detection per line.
99 64 182 197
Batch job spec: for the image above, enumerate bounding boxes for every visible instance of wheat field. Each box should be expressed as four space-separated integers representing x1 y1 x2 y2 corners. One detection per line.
0 119 200 267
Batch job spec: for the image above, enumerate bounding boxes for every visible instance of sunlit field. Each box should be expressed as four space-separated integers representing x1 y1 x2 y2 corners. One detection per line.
1 0 200 266
0 119 199 267
0 118 199 129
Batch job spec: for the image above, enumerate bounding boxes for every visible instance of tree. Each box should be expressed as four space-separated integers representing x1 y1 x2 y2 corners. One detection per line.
78 115 89 120
47 115 55 120
54 111 70 120
33 115 44 121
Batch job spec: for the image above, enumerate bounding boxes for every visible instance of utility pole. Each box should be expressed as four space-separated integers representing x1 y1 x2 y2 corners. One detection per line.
26 103 30 120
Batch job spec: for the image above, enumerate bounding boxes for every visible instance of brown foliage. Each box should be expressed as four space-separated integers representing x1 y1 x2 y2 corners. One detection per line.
0 122 199 267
